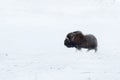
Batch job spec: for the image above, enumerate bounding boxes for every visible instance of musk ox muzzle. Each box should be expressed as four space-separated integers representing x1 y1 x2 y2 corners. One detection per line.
64 31 98 52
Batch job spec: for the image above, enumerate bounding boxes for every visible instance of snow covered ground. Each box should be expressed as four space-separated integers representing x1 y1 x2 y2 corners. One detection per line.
0 0 120 80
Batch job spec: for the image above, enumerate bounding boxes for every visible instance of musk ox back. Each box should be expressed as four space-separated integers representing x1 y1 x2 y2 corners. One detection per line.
64 31 98 52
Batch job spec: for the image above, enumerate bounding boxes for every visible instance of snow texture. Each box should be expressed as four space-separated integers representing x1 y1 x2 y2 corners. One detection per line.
0 0 120 80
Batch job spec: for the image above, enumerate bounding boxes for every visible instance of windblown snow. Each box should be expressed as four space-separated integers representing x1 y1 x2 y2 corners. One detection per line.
0 0 120 80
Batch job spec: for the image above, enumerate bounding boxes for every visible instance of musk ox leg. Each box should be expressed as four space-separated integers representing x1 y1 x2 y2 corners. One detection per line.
76 47 81 50
87 49 91 52
87 48 97 52
94 48 97 52
75 45 81 50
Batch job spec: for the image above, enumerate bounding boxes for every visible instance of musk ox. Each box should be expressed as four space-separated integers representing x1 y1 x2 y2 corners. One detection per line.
64 31 98 52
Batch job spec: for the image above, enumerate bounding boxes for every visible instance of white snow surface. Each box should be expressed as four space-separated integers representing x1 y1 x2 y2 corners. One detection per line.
0 0 120 80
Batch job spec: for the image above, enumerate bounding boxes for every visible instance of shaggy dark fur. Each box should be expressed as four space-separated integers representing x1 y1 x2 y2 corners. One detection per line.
64 31 98 52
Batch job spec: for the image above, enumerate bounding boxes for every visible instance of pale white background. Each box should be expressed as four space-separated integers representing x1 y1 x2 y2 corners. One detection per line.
0 0 120 80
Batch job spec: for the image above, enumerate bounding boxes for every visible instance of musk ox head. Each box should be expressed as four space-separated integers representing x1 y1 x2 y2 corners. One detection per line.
64 31 85 49
64 31 98 52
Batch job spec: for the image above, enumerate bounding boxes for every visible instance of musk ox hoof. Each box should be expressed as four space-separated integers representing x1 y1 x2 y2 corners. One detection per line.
64 31 98 52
